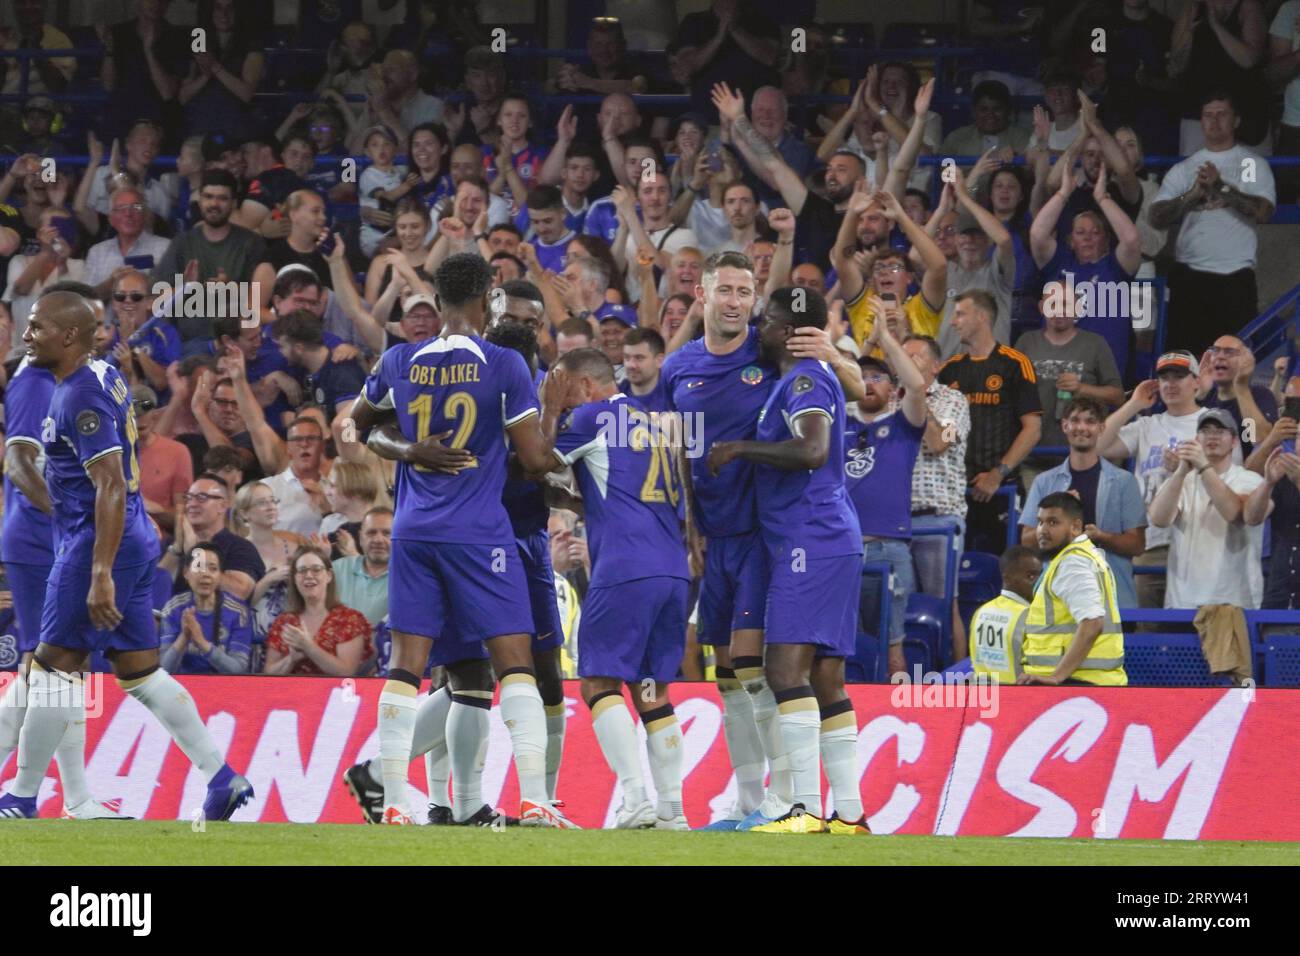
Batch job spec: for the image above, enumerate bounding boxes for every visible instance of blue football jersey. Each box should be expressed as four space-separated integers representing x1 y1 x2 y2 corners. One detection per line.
362 333 538 545
660 326 776 538
554 394 688 587
754 359 862 558
42 360 157 567
844 411 925 539
1 358 56 565
581 196 621 245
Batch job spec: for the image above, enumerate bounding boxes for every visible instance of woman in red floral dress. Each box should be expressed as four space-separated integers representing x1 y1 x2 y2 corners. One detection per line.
262 545 372 676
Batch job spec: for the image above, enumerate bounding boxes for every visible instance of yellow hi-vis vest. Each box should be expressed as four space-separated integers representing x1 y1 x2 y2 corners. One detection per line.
969 591 1030 683
1023 537 1127 686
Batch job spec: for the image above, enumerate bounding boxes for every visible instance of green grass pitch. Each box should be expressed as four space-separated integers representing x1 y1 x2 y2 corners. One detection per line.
2 821 1294 865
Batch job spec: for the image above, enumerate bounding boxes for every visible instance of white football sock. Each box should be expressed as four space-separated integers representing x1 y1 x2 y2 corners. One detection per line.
821 723 864 822
497 675 549 805
777 700 822 818
365 686 453 802
717 680 765 814
376 683 418 811
590 696 646 808
122 669 224 781
11 665 77 799
0 669 29 770
739 666 791 805
54 700 92 809
544 702 566 801
644 711 684 820
448 692 491 821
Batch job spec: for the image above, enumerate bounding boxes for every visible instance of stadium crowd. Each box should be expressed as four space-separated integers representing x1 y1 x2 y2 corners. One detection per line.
0 0 1298 695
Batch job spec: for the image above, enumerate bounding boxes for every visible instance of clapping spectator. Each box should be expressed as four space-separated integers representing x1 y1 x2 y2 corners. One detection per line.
178 0 266 139
160 544 254 674
79 125 177 233
98 0 187 144
1197 335 1276 456
1148 408 1266 609
555 19 649 96
263 545 372 676
1028 70 1084 153
673 0 782 122
362 49 445 147
365 200 433 302
443 47 507 147
482 94 549 208
1150 91 1275 352
1030 161 1142 380
316 21 378 107
263 190 333 287
1169 0 1269 151
1096 352 1211 608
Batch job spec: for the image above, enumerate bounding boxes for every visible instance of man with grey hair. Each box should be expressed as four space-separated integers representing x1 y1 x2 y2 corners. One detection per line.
84 186 171 296
364 48 445 145
743 86 819 206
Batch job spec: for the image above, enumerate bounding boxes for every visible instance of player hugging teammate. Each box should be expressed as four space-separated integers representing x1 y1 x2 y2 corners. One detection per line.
338 251 873 834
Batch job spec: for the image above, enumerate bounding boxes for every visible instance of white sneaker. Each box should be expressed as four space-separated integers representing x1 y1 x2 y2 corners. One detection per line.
62 799 129 820
756 791 792 819
519 799 582 829
614 799 657 829
654 814 690 831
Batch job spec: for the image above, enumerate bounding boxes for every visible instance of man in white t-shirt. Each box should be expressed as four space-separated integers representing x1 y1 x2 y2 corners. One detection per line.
1098 350 1222 608
1148 91 1276 353
1268 1 1300 202
1148 408 1268 609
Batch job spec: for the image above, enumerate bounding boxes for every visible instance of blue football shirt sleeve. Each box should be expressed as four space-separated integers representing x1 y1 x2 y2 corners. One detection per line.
225 604 254 656
148 322 181 366
361 347 399 410
501 350 540 426
783 367 837 425
69 384 126 471
554 405 601 463
3 369 45 446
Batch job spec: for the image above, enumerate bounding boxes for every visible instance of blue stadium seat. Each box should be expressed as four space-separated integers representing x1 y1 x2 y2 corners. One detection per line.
1123 633 1232 687
1261 633 1300 687
957 551 1000 634
852 561 893 682
904 592 946 672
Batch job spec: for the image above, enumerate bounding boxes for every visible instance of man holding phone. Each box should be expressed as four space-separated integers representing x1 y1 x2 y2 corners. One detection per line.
84 187 171 298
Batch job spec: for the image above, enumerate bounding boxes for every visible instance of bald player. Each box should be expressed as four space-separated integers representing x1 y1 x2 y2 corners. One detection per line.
0 292 253 821
0 283 121 819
